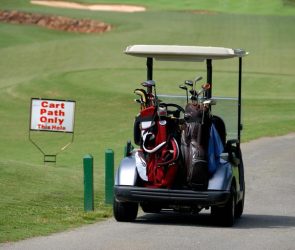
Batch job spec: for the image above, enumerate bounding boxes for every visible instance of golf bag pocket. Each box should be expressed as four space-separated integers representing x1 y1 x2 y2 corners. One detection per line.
133 106 156 146
181 132 209 190
146 137 179 188
189 140 208 189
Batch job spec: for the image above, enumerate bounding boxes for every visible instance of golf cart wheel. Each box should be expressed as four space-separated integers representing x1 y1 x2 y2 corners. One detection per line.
235 152 245 218
235 183 245 218
113 198 138 222
211 185 236 227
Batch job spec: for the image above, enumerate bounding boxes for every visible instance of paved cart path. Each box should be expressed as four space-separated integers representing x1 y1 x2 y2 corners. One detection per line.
1 133 295 250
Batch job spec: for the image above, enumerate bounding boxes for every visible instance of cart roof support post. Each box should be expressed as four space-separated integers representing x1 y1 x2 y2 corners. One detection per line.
147 57 153 80
206 59 212 99
238 57 243 143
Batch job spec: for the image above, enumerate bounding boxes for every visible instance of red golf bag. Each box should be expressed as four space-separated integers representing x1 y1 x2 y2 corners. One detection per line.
137 105 180 188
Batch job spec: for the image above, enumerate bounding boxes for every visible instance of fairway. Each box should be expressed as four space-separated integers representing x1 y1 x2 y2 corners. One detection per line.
0 0 295 242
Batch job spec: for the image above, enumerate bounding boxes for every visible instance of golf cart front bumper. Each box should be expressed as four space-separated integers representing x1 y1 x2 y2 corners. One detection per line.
114 185 230 206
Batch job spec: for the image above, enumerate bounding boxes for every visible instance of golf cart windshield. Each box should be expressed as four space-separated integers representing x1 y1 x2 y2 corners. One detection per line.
157 95 239 140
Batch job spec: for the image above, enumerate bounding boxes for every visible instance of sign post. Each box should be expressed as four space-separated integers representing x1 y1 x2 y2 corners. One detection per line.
29 98 76 163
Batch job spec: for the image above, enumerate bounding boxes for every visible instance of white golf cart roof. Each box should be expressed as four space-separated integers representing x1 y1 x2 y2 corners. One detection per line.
125 45 247 61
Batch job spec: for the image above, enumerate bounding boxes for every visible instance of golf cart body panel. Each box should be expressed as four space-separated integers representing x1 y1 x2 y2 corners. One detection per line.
115 153 235 191
115 156 234 208
115 156 138 186
114 186 231 207
114 45 247 226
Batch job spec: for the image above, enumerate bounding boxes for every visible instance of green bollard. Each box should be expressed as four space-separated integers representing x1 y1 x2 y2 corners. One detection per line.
83 154 94 212
105 149 114 205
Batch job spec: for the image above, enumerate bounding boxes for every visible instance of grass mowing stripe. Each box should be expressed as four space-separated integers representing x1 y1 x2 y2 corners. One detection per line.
0 0 294 242
1 12 294 90
22 0 295 15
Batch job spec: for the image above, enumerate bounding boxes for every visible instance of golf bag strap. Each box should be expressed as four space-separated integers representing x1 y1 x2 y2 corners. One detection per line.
142 140 167 154
157 137 179 166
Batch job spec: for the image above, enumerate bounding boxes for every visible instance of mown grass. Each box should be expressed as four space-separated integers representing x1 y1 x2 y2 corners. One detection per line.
19 0 295 15
0 161 112 242
0 0 295 242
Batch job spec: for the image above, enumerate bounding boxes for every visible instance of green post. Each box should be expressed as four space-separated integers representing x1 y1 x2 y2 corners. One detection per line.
105 149 114 205
83 154 94 212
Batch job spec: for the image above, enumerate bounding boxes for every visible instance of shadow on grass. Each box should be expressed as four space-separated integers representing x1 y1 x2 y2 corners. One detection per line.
135 211 295 229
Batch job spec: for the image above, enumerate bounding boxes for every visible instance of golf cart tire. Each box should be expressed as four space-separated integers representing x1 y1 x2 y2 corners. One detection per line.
211 185 236 227
235 152 245 218
113 198 138 222
235 184 245 218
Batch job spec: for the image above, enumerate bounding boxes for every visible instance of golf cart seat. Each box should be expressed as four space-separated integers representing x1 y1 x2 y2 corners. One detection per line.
211 115 226 147
211 116 241 166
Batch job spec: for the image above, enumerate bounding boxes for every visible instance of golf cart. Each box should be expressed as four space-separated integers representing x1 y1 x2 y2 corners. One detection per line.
113 45 248 226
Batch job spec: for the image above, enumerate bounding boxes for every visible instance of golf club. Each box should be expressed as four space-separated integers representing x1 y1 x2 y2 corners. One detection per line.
141 80 158 107
184 80 193 88
134 99 145 110
179 84 189 104
184 80 197 104
134 88 147 109
197 83 211 96
194 76 203 84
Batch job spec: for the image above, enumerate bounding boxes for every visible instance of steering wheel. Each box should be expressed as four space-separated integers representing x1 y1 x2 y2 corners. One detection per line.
159 103 185 118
